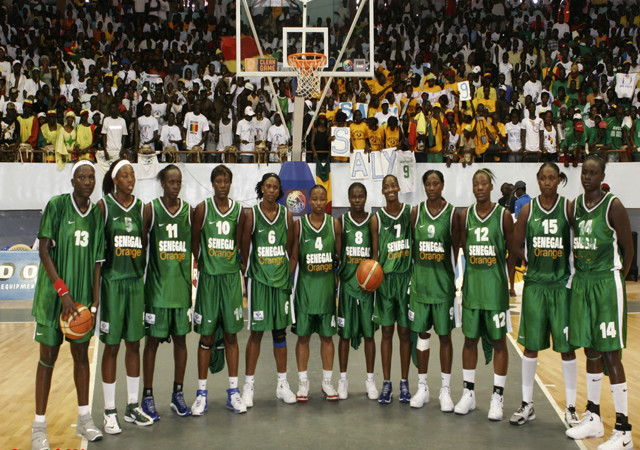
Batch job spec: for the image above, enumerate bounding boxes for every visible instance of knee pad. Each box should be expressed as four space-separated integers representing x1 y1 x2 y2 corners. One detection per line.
416 337 430 352
272 329 286 348
199 340 212 350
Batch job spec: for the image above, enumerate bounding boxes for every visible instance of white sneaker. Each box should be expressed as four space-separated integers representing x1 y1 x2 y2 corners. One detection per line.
276 379 297 404
410 383 429 408
338 378 348 400
76 413 103 442
227 389 247 414
322 379 339 401
103 409 122 435
365 379 378 400
296 379 310 402
509 401 535 425
191 390 208 416
439 387 454 412
597 429 633 450
454 389 476 415
31 421 49 450
566 411 605 439
488 392 504 421
565 406 580 427
242 383 254 408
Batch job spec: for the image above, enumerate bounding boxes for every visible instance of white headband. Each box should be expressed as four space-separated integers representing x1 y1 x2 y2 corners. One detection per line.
111 160 132 179
71 160 95 177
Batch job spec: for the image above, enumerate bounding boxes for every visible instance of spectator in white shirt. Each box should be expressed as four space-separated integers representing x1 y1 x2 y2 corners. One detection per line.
99 103 128 173
374 99 397 127
522 102 543 161
266 113 289 162
236 105 257 163
135 102 159 150
505 109 524 162
183 100 209 160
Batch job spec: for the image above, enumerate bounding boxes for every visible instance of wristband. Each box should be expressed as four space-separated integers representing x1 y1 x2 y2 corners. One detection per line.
54 279 69 297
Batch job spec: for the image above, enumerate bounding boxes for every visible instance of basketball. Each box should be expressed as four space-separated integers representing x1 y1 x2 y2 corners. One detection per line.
356 259 383 292
59 304 94 340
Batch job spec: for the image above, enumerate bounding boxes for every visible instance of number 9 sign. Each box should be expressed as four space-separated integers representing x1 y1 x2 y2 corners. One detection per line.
458 81 471 101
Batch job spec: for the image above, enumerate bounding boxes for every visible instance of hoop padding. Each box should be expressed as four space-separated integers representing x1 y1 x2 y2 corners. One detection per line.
288 52 327 98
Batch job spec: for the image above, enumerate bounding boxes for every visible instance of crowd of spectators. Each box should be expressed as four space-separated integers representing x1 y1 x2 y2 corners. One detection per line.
1 0 640 170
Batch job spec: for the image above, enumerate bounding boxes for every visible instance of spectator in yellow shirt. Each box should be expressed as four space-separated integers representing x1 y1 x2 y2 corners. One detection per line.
473 86 497 113
384 116 403 149
350 110 368 150
366 117 385 151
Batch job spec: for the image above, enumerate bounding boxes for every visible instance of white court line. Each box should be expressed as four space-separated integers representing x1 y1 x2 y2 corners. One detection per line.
506 333 586 450
82 339 100 449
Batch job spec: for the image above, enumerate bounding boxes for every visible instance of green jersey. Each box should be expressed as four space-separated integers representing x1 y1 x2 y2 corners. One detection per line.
145 198 192 308
411 201 456 304
632 118 640 147
376 204 412 275
462 204 509 310
198 198 241 275
247 203 290 290
524 196 572 286
338 212 373 300
606 117 624 149
295 214 336 314
573 193 622 274
32 194 105 327
102 194 145 281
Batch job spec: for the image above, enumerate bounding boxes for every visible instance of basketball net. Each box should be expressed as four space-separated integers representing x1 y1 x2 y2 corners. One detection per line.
288 52 327 98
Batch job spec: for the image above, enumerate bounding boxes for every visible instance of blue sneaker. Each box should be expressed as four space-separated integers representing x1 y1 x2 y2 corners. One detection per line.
378 381 392 404
170 392 192 417
226 388 247 413
399 380 411 403
141 396 160 422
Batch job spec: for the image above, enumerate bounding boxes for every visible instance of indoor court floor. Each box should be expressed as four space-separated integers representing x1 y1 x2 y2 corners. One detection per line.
2 282 638 450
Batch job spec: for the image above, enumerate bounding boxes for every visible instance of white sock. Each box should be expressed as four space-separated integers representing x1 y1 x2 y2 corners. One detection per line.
34 414 46 423
322 370 332 381
441 373 451 388
367 373 374 381
340 372 347 380
277 372 287 382
127 376 140 404
611 382 628 416
522 356 538 404
78 405 90 416
245 375 255 385
103 382 116 410
587 372 603 406
229 377 238 389
463 369 476 384
298 370 308 381
418 373 427 385
562 359 577 408
198 379 207 391
494 374 507 389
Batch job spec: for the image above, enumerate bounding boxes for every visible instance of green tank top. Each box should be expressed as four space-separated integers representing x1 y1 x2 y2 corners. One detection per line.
376 203 412 275
102 194 145 281
573 193 622 274
411 201 456 304
247 203 290 290
524 196 572 286
338 212 373 301
295 214 336 314
462 204 509 310
32 194 105 327
145 198 192 308
198 198 241 275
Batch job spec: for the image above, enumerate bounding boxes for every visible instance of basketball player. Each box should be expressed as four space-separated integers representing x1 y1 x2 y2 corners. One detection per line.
191 165 246 415
337 183 379 400
98 159 154 434
141 165 193 421
566 155 634 449
454 169 514 421
291 185 340 401
370 174 413 404
509 163 579 427
31 161 105 449
408 170 460 412
241 173 297 406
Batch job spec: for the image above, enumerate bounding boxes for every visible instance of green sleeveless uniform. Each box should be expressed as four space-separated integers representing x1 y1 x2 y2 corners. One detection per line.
337 212 376 341
33 194 105 346
145 198 192 338
409 201 456 336
462 204 509 340
570 193 626 352
247 203 292 331
100 194 146 344
194 198 243 335
374 204 412 327
518 196 573 352
293 214 336 337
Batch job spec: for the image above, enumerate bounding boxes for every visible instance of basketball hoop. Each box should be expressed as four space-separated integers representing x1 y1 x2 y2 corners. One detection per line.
288 52 327 98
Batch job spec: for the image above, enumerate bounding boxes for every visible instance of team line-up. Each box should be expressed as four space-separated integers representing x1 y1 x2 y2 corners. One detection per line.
30 156 633 450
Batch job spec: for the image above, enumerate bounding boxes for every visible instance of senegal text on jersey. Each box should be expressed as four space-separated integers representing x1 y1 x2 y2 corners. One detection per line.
114 235 143 258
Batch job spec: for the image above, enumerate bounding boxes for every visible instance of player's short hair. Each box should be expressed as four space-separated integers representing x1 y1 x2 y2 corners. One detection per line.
584 154 606 173
210 164 233 184
422 169 444 184
157 164 181 182
382 174 398 185
310 184 327 196
348 182 367 197
472 168 495 183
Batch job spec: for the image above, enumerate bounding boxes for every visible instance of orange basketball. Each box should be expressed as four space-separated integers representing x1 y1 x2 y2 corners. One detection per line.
59 304 94 340
357 259 384 292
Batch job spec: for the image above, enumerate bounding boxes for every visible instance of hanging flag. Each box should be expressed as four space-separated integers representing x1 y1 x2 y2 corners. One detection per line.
315 160 332 214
